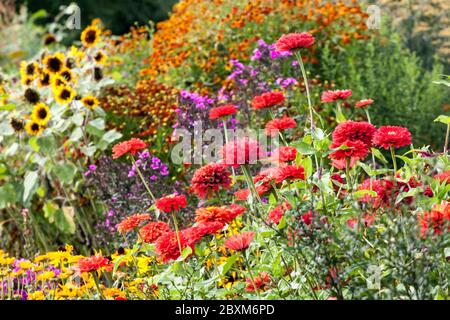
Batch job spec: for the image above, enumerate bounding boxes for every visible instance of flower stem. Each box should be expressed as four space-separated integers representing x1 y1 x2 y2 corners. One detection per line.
444 123 449 154
345 157 353 192
242 165 262 205
222 119 236 181
390 146 397 176
131 155 156 202
243 254 261 299
92 272 106 300
295 51 315 131
171 211 183 256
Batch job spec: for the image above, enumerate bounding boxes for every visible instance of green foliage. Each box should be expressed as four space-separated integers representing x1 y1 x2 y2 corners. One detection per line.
320 31 448 148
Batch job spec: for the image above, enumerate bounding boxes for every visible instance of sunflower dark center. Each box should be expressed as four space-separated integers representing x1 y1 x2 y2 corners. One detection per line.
60 89 71 100
86 99 94 106
85 30 97 43
48 57 62 72
61 71 71 81
26 64 35 75
24 88 40 104
38 108 48 119
94 53 103 61
41 73 50 85
31 123 40 131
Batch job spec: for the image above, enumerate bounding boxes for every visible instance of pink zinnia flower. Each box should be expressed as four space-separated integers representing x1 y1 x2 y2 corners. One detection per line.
275 32 315 52
372 126 412 149
355 99 374 108
224 231 255 251
321 90 352 103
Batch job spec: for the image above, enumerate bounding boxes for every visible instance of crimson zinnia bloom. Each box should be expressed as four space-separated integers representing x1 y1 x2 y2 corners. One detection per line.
193 221 225 236
434 171 450 184
245 272 271 292
117 213 151 234
276 165 305 183
112 138 147 159
251 92 285 110
332 120 377 147
209 104 237 119
275 32 315 52
139 221 170 243
224 231 255 251
358 179 395 208
221 137 265 168
321 89 352 103
78 254 110 273
372 126 412 149
155 230 192 263
155 194 187 213
267 201 291 225
329 140 369 162
271 146 297 163
355 99 374 108
265 116 297 136
191 163 231 199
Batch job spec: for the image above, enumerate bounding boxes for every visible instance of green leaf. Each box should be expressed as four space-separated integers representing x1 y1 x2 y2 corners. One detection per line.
37 135 57 155
102 130 122 143
434 115 450 125
55 206 76 234
69 127 83 141
29 137 40 152
0 103 16 111
353 189 377 199
52 163 77 184
86 118 105 137
43 200 58 223
292 141 315 155
371 148 388 164
23 171 39 203
0 183 16 209
80 146 97 157
312 128 325 141
336 107 346 123
277 216 287 230
181 246 193 259
71 114 84 126
221 254 238 276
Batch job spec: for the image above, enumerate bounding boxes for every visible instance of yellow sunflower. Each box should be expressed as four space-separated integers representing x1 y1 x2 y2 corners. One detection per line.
42 52 65 74
50 74 68 90
38 71 51 87
93 51 107 64
68 46 85 65
81 25 101 48
20 61 39 84
59 68 76 83
54 85 76 105
81 95 99 109
31 103 51 125
25 121 44 136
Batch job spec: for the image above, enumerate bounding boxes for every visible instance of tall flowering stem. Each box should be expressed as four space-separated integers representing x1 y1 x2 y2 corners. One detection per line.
295 52 315 131
444 123 449 154
130 155 156 202
390 147 398 176
242 165 263 206
345 157 353 192
171 211 183 255
222 120 236 181
243 253 261 299
363 108 377 173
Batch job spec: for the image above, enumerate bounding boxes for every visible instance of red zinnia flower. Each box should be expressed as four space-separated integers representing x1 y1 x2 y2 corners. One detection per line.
418 201 450 237
193 221 225 236
329 140 369 162
276 165 305 183
155 227 203 263
191 163 231 199
221 137 265 168
275 32 315 52
251 92 285 110
372 126 412 149
265 116 297 136
434 171 450 184
139 221 170 243
267 201 291 225
245 272 271 292
155 194 187 213
321 89 352 103
224 231 255 251
358 179 395 208
332 120 377 147
271 146 297 163
195 204 246 225
117 213 151 234
209 104 237 119
112 138 147 159
78 254 110 273
355 99 374 108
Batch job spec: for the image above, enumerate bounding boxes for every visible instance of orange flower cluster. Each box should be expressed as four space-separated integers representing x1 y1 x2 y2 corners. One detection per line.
140 0 369 90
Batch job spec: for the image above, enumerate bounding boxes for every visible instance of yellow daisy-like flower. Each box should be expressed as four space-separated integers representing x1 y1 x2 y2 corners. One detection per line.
93 51 107 64
28 291 45 300
25 121 45 136
68 46 85 64
36 271 55 281
59 68 76 83
81 25 101 48
38 71 51 87
50 74 68 89
31 102 51 125
81 95 99 109
43 52 65 74
54 85 76 105
20 61 39 84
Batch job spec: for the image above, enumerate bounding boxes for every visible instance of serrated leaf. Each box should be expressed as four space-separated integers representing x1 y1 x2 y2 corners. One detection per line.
221 254 238 276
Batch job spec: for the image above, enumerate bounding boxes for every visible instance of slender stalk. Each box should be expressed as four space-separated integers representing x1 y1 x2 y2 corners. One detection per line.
242 165 262 205
444 123 449 154
131 155 156 202
364 108 377 175
92 272 105 300
222 120 236 181
390 147 397 176
171 211 183 256
295 51 315 131
345 157 353 192
243 254 261 299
